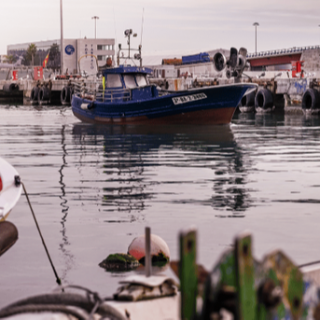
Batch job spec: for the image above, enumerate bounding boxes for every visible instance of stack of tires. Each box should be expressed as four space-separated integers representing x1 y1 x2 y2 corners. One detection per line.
30 86 51 105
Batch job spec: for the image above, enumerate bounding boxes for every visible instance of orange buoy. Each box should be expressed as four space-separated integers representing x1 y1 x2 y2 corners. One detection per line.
128 234 170 262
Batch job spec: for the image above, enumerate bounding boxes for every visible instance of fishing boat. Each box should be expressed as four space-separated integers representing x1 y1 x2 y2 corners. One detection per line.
71 66 257 125
71 30 257 125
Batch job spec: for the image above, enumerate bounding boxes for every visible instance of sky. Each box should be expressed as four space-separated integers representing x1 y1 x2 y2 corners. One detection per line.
1 0 320 57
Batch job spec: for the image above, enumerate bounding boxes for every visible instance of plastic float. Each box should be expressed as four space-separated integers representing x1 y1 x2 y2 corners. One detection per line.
128 233 170 263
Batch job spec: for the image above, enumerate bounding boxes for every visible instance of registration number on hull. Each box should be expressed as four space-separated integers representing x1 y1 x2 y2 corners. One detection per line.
172 93 207 105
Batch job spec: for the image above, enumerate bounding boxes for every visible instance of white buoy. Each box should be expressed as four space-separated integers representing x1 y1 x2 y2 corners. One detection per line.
128 234 170 262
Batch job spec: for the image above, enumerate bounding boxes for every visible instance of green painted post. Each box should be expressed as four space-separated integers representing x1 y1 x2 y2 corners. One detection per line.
235 233 256 320
180 228 197 320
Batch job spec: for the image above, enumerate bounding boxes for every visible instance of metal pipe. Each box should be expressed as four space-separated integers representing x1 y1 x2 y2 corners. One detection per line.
92 16 99 39
60 0 64 75
253 22 259 54
145 227 151 277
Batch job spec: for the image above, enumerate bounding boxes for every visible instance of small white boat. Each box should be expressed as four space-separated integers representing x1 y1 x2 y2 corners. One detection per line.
0 157 22 222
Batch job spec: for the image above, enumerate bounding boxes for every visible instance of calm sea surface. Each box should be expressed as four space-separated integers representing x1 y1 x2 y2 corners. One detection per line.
1 105 320 307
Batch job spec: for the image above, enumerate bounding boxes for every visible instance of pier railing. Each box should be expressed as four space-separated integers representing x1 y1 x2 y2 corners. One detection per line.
71 80 131 102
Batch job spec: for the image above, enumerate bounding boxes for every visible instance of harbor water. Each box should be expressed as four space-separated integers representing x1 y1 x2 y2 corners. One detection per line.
1 105 320 307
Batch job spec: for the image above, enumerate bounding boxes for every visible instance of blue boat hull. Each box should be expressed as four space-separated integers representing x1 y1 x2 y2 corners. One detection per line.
72 83 256 125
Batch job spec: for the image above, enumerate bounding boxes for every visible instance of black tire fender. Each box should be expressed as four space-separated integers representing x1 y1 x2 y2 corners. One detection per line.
38 86 50 102
30 87 39 101
255 88 273 110
60 86 71 104
3 83 19 92
302 88 320 110
239 89 256 107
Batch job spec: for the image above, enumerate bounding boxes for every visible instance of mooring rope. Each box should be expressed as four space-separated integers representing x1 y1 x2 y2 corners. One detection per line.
21 181 62 286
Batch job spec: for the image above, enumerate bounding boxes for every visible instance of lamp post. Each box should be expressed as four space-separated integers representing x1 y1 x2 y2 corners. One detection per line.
253 22 259 54
92 16 99 39
60 0 64 74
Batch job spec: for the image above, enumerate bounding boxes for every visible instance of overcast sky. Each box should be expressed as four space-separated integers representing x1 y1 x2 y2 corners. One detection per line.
1 0 320 57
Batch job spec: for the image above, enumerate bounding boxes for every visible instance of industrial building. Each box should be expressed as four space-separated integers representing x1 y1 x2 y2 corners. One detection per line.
7 38 115 75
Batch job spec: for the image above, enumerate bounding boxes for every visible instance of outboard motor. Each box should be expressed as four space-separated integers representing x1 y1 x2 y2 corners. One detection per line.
213 47 249 79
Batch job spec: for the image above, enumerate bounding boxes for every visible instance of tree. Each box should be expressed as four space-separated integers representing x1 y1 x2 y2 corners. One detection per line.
4 55 17 64
25 43 37 66
46 43 60 69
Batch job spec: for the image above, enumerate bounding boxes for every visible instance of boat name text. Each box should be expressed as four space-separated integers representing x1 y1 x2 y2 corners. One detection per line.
172 93 207 105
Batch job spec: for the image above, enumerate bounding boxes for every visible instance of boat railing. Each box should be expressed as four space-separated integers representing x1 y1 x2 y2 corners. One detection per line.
71 80 131 102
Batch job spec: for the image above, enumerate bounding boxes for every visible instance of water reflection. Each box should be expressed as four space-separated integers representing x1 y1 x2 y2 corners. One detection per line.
72 124 252 216
234 112 320 127
58 125 74 280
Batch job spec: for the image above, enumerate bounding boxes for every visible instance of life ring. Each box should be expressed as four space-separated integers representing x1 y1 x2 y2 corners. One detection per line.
255 88 273 110
302 88 320 110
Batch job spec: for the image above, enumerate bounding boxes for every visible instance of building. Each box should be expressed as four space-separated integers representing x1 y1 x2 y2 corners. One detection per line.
0 55 7 63
247 45 320 73
7 38 115 75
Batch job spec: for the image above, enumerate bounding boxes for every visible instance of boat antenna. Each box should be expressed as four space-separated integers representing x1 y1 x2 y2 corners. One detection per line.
140 8 144 46
113 7 117 65
113 7 117 45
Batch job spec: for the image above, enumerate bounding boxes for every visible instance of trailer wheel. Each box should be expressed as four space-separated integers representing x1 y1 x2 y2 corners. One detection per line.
255 89 273 110
302 88 320 110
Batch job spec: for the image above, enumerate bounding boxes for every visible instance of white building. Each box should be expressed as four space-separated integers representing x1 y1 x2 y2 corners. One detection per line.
0 55 7 63
7 38 115 75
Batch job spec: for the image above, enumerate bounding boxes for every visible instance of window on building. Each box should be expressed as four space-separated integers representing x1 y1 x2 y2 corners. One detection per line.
98 55 107 61
97 44 113 51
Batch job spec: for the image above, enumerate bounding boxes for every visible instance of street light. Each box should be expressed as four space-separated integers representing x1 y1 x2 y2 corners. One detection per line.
253 22 259 54
92 16 99 39
60 0 64 74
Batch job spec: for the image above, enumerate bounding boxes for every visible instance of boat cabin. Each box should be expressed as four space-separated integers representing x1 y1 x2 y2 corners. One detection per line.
99 65 159 102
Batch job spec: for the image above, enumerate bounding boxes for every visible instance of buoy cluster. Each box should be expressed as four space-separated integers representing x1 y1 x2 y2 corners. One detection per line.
100 233 170 271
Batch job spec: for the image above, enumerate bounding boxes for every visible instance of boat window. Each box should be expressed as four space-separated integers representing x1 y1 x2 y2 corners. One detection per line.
136 74 148 87
123 75 137 88
106 74 122 88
